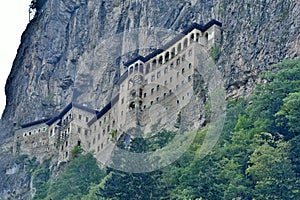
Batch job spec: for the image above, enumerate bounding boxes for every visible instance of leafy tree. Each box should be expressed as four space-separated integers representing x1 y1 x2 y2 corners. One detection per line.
246 58 300 136
46 153 105 200
246 136 300 199
275 92 300 138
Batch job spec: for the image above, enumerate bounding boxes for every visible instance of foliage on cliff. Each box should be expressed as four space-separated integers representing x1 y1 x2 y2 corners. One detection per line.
32 58 300 199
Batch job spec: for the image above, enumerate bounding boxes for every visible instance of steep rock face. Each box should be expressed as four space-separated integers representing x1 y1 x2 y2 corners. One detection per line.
0 0 299 198
3 0 299 131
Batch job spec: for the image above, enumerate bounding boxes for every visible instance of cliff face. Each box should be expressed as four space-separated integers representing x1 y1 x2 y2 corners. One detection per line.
3 0 299 131
0 0 299 198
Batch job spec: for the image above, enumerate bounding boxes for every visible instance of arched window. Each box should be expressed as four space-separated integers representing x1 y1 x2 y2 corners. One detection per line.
129 102 135 110
184 38 188 48
178 43 182 52
171 48 176 58
165 52 170 62
190 33 194 43
158 56 163 65
135 63 139 71
152 59 157 69
130 89 136 97
204 32 209 44
139 63 144 73
146 63 150 74
196 33 200 42
182 68 185 74
129 66 134 74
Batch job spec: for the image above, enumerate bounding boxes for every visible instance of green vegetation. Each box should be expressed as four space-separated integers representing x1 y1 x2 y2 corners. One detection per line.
32 58 300 199
209 45 221 62
70 145 83 157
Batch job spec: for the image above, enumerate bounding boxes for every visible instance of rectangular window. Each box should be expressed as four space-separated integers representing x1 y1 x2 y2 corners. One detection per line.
157 85 160 91
151 88 154 95
86 117 89 122
79 115 82 120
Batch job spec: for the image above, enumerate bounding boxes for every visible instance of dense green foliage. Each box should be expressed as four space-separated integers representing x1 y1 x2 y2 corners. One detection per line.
32 59 300 199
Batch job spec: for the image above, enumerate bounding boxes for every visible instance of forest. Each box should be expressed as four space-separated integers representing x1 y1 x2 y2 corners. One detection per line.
24 58 300 199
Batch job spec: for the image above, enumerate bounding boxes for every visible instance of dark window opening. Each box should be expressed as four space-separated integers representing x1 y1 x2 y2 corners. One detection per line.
158 56 163 65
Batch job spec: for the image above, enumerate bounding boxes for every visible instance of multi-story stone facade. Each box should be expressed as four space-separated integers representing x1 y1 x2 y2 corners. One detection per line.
13 20 222 163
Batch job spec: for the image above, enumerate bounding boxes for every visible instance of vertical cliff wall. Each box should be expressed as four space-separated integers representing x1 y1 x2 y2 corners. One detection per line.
2 0 299 137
